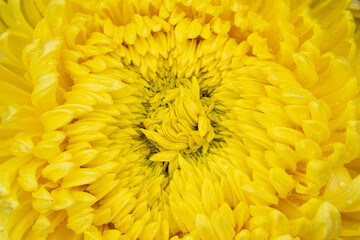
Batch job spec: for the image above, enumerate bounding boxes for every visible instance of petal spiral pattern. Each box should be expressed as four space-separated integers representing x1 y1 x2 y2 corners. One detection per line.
0 0 360 239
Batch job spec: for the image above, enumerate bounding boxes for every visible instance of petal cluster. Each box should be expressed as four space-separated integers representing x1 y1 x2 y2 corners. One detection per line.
0 0 360 239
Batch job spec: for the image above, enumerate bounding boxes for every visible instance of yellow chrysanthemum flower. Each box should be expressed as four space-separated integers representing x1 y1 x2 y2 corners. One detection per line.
1 0 360 239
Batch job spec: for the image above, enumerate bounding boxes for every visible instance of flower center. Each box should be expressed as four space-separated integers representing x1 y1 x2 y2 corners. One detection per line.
142 76 215 153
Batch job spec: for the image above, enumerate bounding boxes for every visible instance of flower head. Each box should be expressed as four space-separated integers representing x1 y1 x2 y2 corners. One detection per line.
1 0 360 239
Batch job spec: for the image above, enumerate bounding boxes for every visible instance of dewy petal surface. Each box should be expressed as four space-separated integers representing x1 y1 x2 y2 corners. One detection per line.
0 0 360 239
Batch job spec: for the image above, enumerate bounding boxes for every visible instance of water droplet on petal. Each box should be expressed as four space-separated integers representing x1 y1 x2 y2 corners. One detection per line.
339 181 346 187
